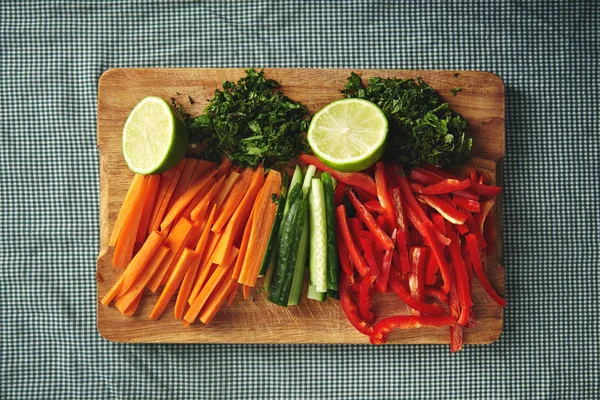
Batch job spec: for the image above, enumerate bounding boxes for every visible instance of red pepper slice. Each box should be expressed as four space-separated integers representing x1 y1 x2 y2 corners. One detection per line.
359 237 379 277
466 234 506 307
451 195 481 213
445 221 473 326
408 167 444 185
370 315 456 345
448 285 463 353
416 194 468 225
425 248 439 286
300 154 378 196
468 165 478 183
420 178 471 195
334 181 346 206
377 229 397 293
408 246 428 315
421 163 460 180
409 182 426 193
364 200 385 214
470 181 502 197
336 227 354 282
475 198 495 232
453 189 480 201
424 287 448 304
483 210 497 255
388 272 446 315
354 187 378 203
463 210 487 249
396 230 411 275
406 207 453 293
336 205 370 277
339 274 373 336
347 190 394 250
375 161 397 229
390 187 408 233
358 275 377 323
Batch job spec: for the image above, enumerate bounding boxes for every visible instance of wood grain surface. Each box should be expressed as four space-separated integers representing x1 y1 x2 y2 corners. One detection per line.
97 68 505 344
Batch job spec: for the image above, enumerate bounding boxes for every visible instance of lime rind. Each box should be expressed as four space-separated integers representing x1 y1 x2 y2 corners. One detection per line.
307 98 388 172
122 96 188 175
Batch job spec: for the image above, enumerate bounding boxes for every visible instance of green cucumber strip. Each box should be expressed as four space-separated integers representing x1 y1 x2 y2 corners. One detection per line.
327 289 339 300
287 204 309 306
283 166 303 218
268 195 305 306
309 178 328 293
301 165 317 199
262 250 277 294
307 284 327 302
258 172 289 276
320 172 339 291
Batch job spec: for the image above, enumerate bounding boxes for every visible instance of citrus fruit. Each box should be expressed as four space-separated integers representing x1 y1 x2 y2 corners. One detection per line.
122 96 188 174
307 98 388 172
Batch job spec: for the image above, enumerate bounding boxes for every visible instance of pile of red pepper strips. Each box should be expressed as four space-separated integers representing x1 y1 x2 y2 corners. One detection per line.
299 154 506 352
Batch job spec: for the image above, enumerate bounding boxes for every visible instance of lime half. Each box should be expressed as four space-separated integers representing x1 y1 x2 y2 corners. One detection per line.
122 96 188 175
307 98 388 172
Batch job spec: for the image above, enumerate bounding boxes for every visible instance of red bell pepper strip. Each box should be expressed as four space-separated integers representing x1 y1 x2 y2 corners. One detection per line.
470 181 502 197
452 189 480 201
336 205 370 277
431 212 446 235
445 222 472 326
416 194 468 225
408 167 444 185
425 249 439 286
484 210 497 255
409 182 426 193
364 200 385 214
370 315 456 345
358 275 377 323
466 234 506 307
396 230 411 275
468 165 478 183
390 187 408 233
465 308 477 329
347 190 394 250
451 195 481 213
300 154 378 196
448 284 463 353
424 287 448 304
421 178 471 195
336 228 354 282
377 229 397 293
421 163 460 180
354 186 378 203
475 198 495 232
463 210 487 249
334 181 346 206
408 246 428 315
388 272 446 315
406 206 453 294
339 274 373 336
375 161 397 230
359 237 379 277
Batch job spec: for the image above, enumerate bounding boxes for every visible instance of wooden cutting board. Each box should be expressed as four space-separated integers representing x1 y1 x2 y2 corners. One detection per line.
97 68 505 344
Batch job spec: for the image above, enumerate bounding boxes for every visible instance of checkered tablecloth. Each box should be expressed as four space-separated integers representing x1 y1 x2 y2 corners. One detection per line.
1 1 598 399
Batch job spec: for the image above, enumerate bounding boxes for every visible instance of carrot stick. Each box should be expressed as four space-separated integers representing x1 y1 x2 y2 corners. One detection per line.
113 245 171 311
120 292 142 317
189 174 226 221
113 176 150 269
238 170 282 286
168 158 199 206
231 208 254 280
186 230 227 304
211 168 253 233
184 247 239 323
181 177 216 220
101 274 125 306
213 171 240 209
151 158 187 232
189 160 217 185
136 175 161 244
160 169 218 231
120 230 166 295
227 282 239 306
148 165 178 235
199 276 238 324
243 284 251 299
175 205 217 319
110 174 144 247
146 218 193 292
210 166 265 265
149 248 199 320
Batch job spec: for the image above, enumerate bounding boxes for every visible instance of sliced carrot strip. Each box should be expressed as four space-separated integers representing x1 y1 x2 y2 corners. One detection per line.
181 177 216 220
168 158 199 207
174 205 217 319
146 218 193 292
101 274 125 306
231 207 254 280
189 174 226 221
151 158 187 232
120 230 167 295
211 168 253 233
149 248 199 320
148 164 179 235
136 175 161 243
189 160 217 185
112 176 150 268
213 171 240 209
110 174 144 247
199 276 238 324
227 282 239 306
113 245 171 311
243 284 251 299
119 292 143 317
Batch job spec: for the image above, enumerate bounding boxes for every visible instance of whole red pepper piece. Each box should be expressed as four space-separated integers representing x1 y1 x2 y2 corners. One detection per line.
465 234 506 307
416 194 469 225
358 275 377 323
370 315 456 345
336 205 370 277
339 274 373 336
347 190 394 250
374 161 397 230
420 178 471 195
376 229 397 293
299 154 378 196
388 272 446 315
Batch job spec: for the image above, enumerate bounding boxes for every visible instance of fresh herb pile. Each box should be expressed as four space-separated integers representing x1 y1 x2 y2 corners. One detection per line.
341 73 472 168
181 69 310 169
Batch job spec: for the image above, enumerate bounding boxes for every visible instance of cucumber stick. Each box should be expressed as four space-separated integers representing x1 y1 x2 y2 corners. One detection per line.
308 178 328 293
320 173 339 291
307 284 327 302
258 172 289 277
287 205 309 306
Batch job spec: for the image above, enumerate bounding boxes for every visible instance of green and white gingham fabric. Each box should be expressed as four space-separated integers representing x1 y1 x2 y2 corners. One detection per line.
1 1 598 399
